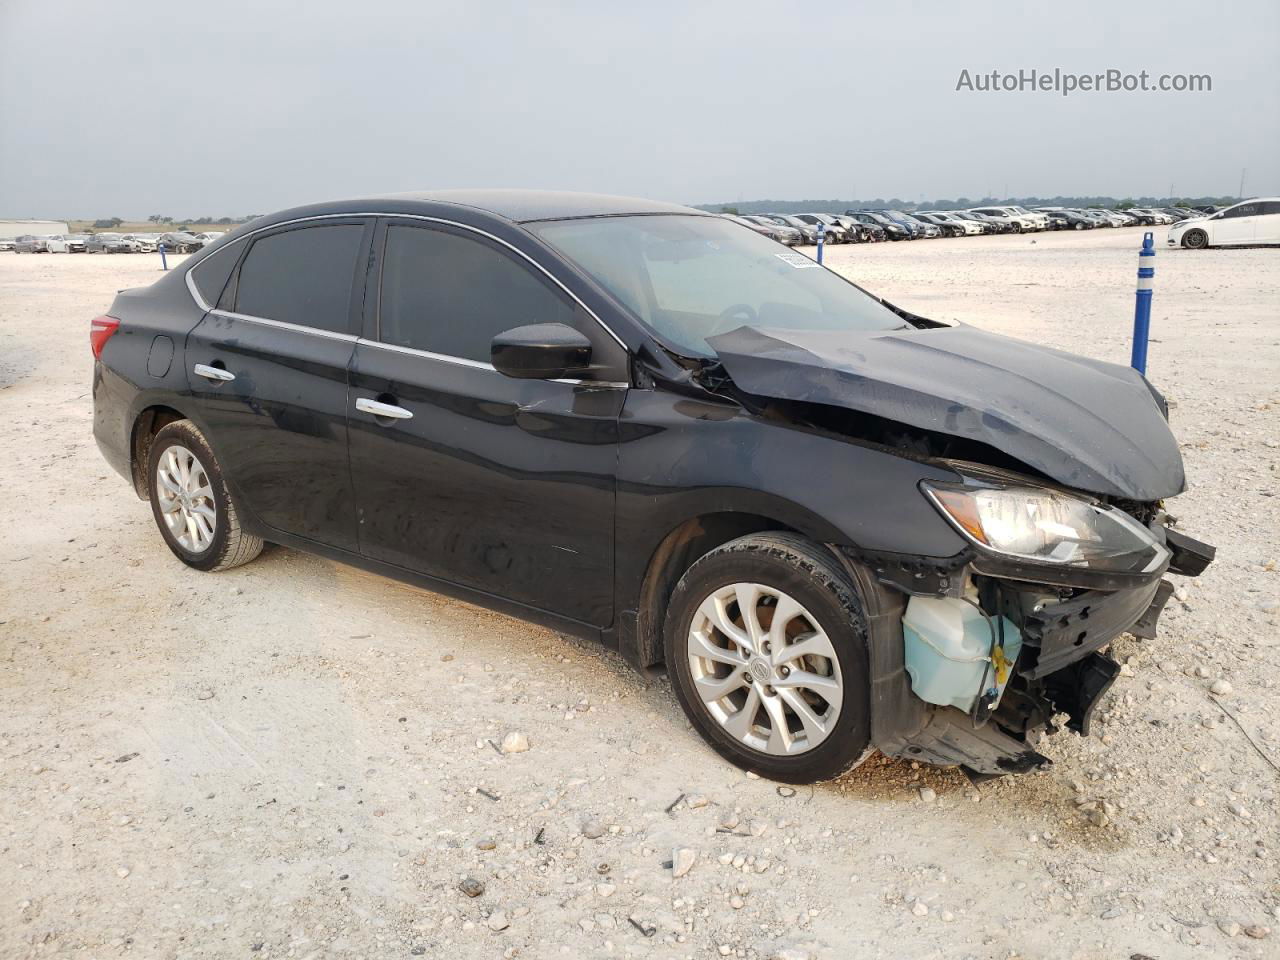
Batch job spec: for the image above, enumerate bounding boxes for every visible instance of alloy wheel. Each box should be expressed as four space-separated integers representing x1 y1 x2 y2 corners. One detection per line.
686 582 843 756
155 444 217 552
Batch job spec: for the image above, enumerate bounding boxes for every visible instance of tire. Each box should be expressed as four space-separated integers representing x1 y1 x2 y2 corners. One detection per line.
1183 229 1208 250
1074 222 1085 230
664 532 872 784
147 419 263 572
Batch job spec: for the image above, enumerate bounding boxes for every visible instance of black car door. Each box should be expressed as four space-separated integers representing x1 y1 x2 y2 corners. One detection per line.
184 218 373 552
346 218 628 627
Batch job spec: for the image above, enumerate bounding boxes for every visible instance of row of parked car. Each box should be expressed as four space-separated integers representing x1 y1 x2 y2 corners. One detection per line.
1 230 225 254
727 203 1221 244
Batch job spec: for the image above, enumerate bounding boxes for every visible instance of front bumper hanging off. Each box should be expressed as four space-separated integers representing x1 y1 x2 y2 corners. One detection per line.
844 524 1217 779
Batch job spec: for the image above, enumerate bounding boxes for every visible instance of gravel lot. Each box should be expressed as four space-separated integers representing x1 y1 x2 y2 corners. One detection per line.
1 229 1277 960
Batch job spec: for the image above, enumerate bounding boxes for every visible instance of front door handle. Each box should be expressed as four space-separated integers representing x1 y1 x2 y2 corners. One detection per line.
193 363 235 382
356 397 413 420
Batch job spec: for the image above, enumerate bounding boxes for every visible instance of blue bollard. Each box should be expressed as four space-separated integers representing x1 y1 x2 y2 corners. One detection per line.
159 242 168 271
816 222 825 264
1130 232 1155 373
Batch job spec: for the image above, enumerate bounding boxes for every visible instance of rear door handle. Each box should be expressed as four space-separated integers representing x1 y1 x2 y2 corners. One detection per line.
355 397 413 420
193 363 235 382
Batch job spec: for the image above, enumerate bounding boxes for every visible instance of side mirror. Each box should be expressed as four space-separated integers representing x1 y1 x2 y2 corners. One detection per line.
491 323 592 380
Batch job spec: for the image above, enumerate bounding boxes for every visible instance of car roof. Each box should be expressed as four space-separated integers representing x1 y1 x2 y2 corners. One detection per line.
238 190 712 234
372 189 706 223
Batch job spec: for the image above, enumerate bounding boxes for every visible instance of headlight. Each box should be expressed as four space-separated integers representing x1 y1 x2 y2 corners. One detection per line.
922 479 1168 575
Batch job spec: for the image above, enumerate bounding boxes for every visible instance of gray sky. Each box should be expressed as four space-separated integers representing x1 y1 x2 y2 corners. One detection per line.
2 0 1276 218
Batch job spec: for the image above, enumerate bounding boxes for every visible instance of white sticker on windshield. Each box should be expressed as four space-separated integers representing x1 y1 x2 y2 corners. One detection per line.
774 252 820 268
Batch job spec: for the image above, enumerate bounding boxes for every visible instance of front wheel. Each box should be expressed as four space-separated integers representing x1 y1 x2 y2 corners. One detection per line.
1182 229 1208 249
148 419 263 572
664 533 871 784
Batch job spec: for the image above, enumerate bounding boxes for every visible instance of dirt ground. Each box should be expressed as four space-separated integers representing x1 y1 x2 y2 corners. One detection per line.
1 229 1277 960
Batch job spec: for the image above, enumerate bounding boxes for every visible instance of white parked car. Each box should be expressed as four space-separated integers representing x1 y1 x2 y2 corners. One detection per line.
1004 205 1051 230
1088 209 1129 228
971 206 1046 231
45 235 87 253
1168 198 1280 249
918 211 984 235
194 231 226 246
967 207 1036 232
124 234 158 253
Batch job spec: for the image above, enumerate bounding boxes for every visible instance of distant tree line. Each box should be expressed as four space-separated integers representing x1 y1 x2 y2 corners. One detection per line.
702 195 1244 215
86 215 261 231
85 213 263 232
146 214 260 225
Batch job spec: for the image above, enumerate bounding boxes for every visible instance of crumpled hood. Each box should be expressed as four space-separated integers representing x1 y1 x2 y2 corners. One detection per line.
706 324 1185 501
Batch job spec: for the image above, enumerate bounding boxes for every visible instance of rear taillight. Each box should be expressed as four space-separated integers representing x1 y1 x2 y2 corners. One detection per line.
90 316 120 359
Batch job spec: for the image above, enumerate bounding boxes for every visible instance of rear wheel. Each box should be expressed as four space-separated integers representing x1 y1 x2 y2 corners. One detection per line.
147 419 263 572
664 533 872 783
1183 229 1208 249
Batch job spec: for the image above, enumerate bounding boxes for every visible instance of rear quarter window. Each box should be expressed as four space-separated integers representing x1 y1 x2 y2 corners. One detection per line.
189 244 240 308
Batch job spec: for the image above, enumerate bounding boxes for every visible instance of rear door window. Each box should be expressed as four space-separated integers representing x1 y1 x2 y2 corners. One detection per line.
1225 203 1259 218
234 224 365 333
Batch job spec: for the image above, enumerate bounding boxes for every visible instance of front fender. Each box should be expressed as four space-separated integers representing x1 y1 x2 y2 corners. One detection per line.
615 388 968 616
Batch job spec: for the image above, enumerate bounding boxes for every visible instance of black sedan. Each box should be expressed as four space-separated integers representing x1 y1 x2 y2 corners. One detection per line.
84 233 140 253
914 212 982 237
160 231 205 253
1036 208 1096 231
845 211 911 240
760 215 821 244
830 215 878 242
789 214 850 243
91 190 1213 784
737 215 803 246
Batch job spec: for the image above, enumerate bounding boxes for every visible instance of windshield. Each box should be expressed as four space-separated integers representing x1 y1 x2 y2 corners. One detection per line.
529 215 905 358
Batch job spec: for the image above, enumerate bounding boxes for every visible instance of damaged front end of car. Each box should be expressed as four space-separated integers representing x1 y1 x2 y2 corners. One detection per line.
842 467 1215 780
694 321 1217 778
